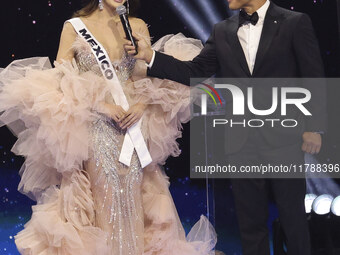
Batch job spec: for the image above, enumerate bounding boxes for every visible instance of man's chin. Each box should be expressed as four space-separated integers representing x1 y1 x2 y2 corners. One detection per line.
229 6 240 10
228 3 241 10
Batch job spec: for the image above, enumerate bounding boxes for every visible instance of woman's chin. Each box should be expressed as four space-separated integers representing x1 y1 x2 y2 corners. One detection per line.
106 0 125 9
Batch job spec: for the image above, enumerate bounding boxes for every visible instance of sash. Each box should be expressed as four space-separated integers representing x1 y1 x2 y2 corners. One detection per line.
67 18 152 168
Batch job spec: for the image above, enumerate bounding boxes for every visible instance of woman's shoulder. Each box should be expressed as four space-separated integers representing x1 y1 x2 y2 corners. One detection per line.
61 19 78 36
129 17 148 30
129 17 146 25
56 19 79 62
60 20 78 44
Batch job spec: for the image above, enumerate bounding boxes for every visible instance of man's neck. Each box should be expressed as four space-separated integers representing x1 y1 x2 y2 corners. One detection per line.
242 0 267 14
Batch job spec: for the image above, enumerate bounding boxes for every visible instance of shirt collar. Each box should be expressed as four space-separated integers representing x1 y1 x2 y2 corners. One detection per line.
256 0 270 24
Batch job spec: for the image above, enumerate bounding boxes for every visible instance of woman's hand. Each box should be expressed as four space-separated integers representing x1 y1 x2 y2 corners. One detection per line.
119 103 147 129
97 102 127 123
107 104 127 123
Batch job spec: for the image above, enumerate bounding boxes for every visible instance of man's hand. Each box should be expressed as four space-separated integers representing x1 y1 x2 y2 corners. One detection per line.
123 33 153 63
119 103 147 129
302 132 322 154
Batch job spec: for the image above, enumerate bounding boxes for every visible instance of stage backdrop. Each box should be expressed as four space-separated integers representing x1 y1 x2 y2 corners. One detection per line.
0 1 339 255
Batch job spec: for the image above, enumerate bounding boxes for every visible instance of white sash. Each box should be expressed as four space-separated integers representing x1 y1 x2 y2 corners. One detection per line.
67 18 152 168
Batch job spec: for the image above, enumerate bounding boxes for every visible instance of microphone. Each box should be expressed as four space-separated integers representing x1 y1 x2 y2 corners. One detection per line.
116 5 138 55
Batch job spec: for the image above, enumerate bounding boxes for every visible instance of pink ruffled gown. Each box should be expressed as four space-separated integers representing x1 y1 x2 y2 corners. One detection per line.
0 33 217 255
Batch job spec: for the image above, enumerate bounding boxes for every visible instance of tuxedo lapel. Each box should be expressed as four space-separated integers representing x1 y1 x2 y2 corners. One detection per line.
252 3 282 75
227 18 252 77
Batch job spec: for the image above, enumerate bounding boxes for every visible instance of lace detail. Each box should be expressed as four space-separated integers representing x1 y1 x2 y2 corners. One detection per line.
72 35 136 83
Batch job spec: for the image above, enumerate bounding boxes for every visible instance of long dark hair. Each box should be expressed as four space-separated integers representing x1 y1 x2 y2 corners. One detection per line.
73 0 140 17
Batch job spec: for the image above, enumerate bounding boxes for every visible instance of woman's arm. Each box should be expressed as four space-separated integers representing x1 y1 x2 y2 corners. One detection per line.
129 18 151 79
119 18 150 129
56 22 77 63
130 18 152 46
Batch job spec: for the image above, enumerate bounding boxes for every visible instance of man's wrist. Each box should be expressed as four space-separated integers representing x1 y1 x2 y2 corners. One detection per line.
146 50 155 68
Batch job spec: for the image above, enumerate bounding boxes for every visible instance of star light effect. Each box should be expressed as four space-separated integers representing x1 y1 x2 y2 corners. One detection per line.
165 0 211 41
195 0 223 26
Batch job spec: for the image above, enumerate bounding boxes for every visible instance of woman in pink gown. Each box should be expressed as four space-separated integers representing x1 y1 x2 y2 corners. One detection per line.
0 0 217 254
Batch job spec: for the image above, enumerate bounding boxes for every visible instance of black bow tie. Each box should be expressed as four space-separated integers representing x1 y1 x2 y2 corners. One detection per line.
239 10 259 26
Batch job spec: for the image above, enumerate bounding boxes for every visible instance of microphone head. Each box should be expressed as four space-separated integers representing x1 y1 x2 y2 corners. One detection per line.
116 5 126 16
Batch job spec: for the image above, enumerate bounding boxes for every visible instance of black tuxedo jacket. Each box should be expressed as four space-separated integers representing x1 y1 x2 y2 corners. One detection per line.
147 2 327 154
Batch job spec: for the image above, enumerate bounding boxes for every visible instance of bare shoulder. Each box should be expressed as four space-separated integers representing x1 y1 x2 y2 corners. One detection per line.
63 21 75 31
129 17 148 30
56 20 78 62
61 20 77 37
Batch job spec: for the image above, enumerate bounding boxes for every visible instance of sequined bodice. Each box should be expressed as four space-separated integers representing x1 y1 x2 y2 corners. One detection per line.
73 35 136 82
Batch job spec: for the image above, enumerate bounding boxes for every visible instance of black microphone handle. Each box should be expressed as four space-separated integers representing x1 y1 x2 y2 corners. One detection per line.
120 14 138 55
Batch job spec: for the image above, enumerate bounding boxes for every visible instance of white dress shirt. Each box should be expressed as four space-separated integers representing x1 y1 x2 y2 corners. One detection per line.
237 0 270 74
147 0 271 73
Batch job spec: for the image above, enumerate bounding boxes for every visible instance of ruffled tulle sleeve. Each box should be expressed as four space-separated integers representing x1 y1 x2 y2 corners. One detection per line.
0 57 111 200
0 56 116 254
151 33 204 61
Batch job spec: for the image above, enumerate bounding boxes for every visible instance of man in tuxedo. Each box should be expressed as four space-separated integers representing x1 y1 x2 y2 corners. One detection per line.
124 0 326 254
